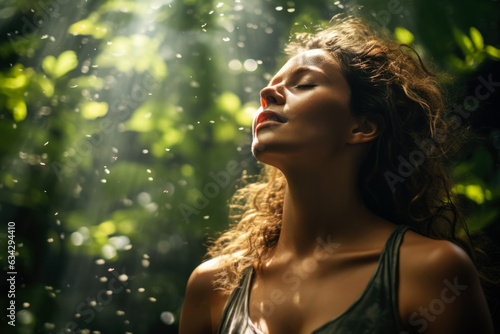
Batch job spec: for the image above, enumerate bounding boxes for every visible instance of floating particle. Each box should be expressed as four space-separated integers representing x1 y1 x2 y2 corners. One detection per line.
44 141 49 146
160 311 175 325
104 168 110 174
47 238 54 243
244 59 258 71
287 8 295 12
108 268 114 272
165 148 171 151
96 258 105 265
100 179 107 183
106 290 113 296
142 149 149 154
148 177 153 181
228 59 242 71
216 2 224 8
44 323 55 330
149 297 157 302
138 288 145 293
201 23 207 28
209 10 214 14
142 259 150 268
116 310 125 316
100 276 108 283
124 244 133 250
75 313 81 318
203 215 210 219
118 274 128 282
275 6 283 11
143 254 150 259
222 37 230 42
147 169 152 173
176 53 182 58
23 302 30 308
90 300 97 307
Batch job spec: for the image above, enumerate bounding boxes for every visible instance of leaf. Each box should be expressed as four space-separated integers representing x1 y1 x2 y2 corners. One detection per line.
469 27 484 51
42 50 79 78
485 45 500 60
33 74 54 97
394 27 414 45
453 28 474 56
8 97 27 122
81 101 109 119
68 14 108 39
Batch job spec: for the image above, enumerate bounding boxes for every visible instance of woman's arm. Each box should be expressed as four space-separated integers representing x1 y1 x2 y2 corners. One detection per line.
399 235 494 334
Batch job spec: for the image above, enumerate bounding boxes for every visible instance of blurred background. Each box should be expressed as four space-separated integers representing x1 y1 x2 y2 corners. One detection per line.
0 0 499 333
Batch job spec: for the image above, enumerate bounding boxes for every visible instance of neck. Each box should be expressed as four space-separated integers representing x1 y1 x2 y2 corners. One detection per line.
273 160 377 259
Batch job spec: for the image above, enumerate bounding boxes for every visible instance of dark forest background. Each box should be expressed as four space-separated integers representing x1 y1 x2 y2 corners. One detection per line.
0 0 499 333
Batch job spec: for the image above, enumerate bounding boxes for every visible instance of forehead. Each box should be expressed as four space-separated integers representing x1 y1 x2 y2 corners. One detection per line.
271 49 341 84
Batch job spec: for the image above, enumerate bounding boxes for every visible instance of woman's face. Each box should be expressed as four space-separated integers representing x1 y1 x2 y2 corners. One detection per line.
252 49 356 170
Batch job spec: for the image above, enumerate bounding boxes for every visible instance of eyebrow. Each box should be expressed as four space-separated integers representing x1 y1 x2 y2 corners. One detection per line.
269 66 327 86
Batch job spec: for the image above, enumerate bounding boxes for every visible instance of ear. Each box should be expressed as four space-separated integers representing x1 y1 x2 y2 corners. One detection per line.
348 114 384 144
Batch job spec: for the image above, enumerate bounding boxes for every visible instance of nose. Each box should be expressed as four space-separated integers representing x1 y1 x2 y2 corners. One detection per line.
260 85 285 108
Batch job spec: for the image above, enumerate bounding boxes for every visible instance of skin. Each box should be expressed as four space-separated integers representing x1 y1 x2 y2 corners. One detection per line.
179 50 493 334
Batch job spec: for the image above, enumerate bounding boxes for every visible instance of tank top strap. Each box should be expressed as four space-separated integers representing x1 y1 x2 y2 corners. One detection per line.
378 224 413 325
217 266 255 334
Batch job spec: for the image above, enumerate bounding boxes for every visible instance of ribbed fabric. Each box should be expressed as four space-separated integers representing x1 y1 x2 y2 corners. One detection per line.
217 224 412 334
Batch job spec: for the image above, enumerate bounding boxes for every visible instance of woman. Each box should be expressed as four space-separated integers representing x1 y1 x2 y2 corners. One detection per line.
180 17 494 333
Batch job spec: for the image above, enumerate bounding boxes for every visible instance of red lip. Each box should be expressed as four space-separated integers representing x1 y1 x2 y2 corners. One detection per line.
254 110 287 132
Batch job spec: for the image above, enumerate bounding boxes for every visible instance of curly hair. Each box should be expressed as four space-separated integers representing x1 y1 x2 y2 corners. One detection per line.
206 16 486 292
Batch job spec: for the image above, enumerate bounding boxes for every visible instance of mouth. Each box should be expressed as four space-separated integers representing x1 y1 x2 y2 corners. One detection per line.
254 110 287 132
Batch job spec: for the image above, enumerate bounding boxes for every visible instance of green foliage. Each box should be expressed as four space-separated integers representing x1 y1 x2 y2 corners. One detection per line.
42 50 79 78
394 27 414 45
0 0 499 333
448 26 500 72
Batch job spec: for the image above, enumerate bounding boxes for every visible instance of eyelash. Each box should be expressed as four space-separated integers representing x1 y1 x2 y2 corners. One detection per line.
296 84 317 89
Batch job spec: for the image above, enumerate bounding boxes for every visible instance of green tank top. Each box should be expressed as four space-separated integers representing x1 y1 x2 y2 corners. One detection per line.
217 224 412 333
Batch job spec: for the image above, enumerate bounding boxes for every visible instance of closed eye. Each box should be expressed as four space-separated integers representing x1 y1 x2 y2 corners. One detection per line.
296 84 317 90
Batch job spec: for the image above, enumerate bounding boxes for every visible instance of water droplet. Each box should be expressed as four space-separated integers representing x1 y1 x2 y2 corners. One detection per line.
160 311 175 325
243 59 258 71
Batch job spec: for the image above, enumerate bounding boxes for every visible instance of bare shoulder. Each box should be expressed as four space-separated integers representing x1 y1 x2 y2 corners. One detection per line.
400 230 475 277
398 230 493 333
179 257 230 334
